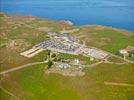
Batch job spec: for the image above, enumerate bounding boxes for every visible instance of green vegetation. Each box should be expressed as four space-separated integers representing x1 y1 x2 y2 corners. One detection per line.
71 26 134 54
107 56 125 63
1 64 81 100
47 60 53 69
127 52 134 61
0 50 48 71
0 13 134 100
7 27 49 45
0 90 11 100
1 63 134 100
127 57 134 62
28 19 74 32
57 53 95 65
51 53 56 58
46 50 51 56
0 13 73 71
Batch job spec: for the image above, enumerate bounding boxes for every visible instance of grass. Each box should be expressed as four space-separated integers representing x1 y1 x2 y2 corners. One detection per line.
0 49 48 71
0 89 11 100
28 19 74 32
71 26 134 54
1 63 134 100
107 56 125 63
7 27 49 45
127 56 134 61
1 13 134 100
57 53 96 65
1 64 81 100
85 63 134 83
95 29 134 53
0 13 74 71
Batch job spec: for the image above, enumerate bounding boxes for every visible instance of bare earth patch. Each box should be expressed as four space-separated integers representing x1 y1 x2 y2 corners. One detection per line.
45 66 85 77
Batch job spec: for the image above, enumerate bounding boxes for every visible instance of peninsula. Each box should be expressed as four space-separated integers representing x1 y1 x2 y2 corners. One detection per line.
0 13 134 100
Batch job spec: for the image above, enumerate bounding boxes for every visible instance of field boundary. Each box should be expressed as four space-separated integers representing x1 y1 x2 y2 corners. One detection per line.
0 86 20 100
0 61 47 75
104 82 134 87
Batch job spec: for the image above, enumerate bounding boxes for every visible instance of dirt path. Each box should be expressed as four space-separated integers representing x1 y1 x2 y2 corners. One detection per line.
0 86 20 100
87 61 103 68
0 61 47 75
104 60 129 65
104 82 134 87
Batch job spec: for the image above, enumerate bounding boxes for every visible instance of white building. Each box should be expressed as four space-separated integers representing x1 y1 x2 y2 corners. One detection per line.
90 57 94 61
119 46 134 57
119 49 129 59
119 50 129 56
74 59 80 64
58 63 70 69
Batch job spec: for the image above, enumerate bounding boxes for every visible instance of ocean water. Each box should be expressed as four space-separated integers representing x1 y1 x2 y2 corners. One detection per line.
0 0 134 31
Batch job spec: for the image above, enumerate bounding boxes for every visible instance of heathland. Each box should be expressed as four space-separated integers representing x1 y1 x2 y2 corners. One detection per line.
0 13 134 100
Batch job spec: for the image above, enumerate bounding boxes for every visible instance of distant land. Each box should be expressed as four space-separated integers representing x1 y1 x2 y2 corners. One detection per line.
0 0 134 31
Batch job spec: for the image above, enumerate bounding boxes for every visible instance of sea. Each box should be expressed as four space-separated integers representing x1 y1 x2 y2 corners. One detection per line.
0 0 134 31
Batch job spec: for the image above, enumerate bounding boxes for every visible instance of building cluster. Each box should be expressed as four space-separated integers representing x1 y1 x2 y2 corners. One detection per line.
56 62 71 69
21 32 109 59
119 46 134 58
34 39 78 54
78 47 108 59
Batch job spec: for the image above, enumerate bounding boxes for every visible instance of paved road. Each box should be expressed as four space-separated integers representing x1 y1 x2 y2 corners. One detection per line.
0 61 47 75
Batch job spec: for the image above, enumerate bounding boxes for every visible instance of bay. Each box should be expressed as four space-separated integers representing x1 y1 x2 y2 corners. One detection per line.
0 0 134 31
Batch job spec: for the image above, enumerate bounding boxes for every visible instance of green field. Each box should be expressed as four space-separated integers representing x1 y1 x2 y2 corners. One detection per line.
107 56 126 63
1 63 134 100
0 13 134 100
0 13 73 71
57 53 96 65
71 26 134 54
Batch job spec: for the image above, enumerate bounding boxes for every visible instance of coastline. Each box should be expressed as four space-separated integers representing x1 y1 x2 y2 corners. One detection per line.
1 12 134 32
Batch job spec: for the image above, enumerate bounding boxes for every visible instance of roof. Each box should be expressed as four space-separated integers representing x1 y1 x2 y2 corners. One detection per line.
124 46 134 52
58 63 70 69
119 50 128 54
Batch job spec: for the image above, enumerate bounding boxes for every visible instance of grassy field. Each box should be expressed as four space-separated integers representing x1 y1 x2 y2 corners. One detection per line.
57 53 96 65
0 90 11 100
0 63 134 100
71 26 134 54
0 13 73 71
0 13 134 100
0 49 48 71
107 56 126 63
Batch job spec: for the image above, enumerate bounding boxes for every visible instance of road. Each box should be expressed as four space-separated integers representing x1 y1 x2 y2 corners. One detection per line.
104 60 129 65
0 86 20 100
104 82 134 87
88 45 134 63
87 61 103 68
1 44 133 75
79 41 134 63
0 61 47 75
